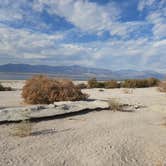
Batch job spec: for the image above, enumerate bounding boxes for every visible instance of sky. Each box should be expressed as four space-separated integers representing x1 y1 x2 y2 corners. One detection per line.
0 0 166 72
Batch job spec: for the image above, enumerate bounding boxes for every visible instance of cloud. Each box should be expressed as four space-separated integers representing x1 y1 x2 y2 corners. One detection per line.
146 9 166 39
137 0 166 39
0 24 64 59
33 0 124 35
137 0 156 11
0 0 165 71
0 22 165 71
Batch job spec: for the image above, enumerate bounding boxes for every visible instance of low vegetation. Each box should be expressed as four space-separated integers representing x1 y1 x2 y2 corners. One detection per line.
105 80 120 89
122 88 133 94
158 81 166 92
108 99 123 111
87 77 159 89
88 78 120 88
122 78 159 88
22 75 88 104
10 120 33 137
0 83 12 91
76 83 88 89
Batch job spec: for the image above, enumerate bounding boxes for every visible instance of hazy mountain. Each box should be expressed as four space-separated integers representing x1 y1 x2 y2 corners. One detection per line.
0 64 165 80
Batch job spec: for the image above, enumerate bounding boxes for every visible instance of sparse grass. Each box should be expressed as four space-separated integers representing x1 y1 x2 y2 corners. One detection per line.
108 99 123 111
122 78 160 88
10 120 33 137
87 77 159 89
76 83 88 89
87 78 105 88
158 81 166 92
22 75 88 104
105 80 120 89
10 109 33 137
123 88 133 94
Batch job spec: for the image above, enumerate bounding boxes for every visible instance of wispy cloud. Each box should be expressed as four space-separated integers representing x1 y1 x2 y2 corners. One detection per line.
0 0 165 71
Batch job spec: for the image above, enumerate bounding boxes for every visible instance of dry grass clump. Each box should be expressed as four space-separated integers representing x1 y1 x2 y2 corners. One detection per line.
122 78 159 88
87 78 104 88
76 83 88 89
87 77 159 89
0 83 12 91
10 120 33 137
88 78 119 89
123 88 133 94
158 81 166 92
108 99 123 111
22 75 88 104
105 80 120 89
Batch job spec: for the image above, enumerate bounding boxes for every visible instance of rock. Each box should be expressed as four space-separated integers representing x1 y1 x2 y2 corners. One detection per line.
0 100 109 123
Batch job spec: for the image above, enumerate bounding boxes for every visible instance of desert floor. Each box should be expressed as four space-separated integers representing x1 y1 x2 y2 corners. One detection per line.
0 81 166 166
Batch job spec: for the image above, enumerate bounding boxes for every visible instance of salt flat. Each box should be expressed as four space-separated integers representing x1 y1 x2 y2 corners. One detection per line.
0 81 166 166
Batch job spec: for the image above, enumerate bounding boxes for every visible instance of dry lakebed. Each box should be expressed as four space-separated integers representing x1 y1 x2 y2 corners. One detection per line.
0 80 166 166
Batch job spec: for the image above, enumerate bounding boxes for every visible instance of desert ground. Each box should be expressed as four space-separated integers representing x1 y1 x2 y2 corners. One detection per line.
0 81 166 166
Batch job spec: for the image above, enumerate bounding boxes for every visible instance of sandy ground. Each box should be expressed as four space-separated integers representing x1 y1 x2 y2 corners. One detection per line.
0 81 166 166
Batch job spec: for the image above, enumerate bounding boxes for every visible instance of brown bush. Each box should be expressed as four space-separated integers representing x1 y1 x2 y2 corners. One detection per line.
147 78 160 87
76 83 88 89
158 81 166 92
22 75 88 104
122 78 159 88
87 78 98 88
88 78 116 88
105 80 120 89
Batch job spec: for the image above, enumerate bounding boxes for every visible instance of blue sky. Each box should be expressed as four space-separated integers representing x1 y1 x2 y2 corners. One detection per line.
0 0 166 72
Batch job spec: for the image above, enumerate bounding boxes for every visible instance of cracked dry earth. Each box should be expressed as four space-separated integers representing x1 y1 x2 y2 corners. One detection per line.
0 87 166 166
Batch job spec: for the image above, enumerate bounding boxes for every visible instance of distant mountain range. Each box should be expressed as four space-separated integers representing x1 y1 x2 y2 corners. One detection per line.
0 64 165 80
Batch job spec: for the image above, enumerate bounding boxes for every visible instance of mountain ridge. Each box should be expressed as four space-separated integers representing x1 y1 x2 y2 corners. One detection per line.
0 64 165 80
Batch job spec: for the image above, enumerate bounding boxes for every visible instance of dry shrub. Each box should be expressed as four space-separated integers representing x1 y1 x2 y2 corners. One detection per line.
22 75 88 104
76 83 88 89
10 120 33 137
122 78 159 88
158 81 166 92
147 77 160 86
108 99 123 111
87 78 99 88
88 78 119 88
105 80 120 89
